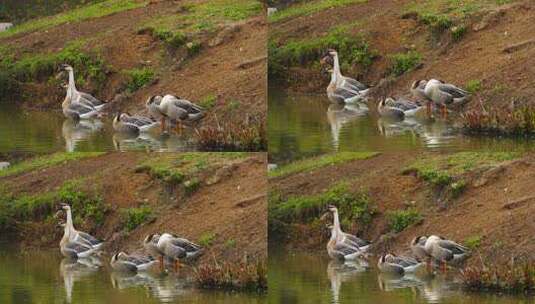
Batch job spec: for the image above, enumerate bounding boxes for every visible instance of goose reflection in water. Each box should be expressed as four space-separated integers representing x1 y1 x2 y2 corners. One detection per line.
110 271 189 302
327 259 368 304
62 119 104 152
327 103 368 149
112 132 196 152
60 257 101 303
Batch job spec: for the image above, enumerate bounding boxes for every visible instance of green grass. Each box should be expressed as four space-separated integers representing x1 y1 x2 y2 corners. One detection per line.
224 239 236 248
451 179 467 198
0 0 147 39
464 235 482 250
199 94 217 109
269 0 367 22
125 68 155 92
269 182 376 229
386 208 423 233
184 178 201 195
269 25 376 78
389 51 422 76
0 152 103 178
58 180 107 225
122 205 153 231
269 152 378 178
451 24 467 41
199 232 216 247
465 79 482 94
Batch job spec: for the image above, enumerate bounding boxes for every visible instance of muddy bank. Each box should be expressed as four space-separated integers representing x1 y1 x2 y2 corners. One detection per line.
0 152 267 284
269 0 535 131
269 152 535 265
0 0 267 140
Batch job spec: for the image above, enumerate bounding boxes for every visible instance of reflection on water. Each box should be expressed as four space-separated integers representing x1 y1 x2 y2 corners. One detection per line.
268 249 531 304
0 249 265 304
268 89 535 163
0 103 198 152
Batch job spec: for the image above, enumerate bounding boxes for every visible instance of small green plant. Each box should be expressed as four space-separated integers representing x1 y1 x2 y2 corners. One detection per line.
199 232 216 247
451 25 467 41
168 32 187 48
387 208 423 233
465 79 482 94
451 180 467 198
389 51 422 76
464 235 482 250
224 239 236 248
419 13 453 32
187 41 202 56
226 100 241 111
194 259 267 292
184 178 201 195
122 206 153 231
418 169 453 186
199 94 217 109
58 181 107 225
125 68 155 92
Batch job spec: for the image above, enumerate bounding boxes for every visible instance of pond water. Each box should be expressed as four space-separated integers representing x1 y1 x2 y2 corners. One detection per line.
0 248 265 304
0 0 104 23
0 103 199 153
268 249 533 304
268 89 535 163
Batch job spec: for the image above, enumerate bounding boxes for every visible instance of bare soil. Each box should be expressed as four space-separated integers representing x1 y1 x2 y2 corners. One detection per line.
0 152 267 266
270 152 535 263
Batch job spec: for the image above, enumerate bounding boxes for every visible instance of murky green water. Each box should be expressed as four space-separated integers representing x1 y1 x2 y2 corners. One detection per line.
268 249 533 304
0 248 265 304
0 104 198 152
268 89 535 163
0 0 104 23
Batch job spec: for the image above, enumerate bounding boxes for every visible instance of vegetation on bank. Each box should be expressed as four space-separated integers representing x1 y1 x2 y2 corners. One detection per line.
389 51 422 76
121 205 153 231
124 68 155 92
462 259 534 294
0 0 147 39
268 0 367 23
0 40 108 100
0 152 103 178
269 152 378 178
194 258 267 292
195 115 267 151
386 208 423 233
269 25 377 79
462 105 535 136
269 182 376 235
0 179 107 232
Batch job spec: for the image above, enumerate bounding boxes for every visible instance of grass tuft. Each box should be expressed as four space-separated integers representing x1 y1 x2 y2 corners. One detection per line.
199 232 217 247
125 68 155 92
122 205 153 231
389 51 422 76
386 208 423 232
269 0 367 22
194 258 267 292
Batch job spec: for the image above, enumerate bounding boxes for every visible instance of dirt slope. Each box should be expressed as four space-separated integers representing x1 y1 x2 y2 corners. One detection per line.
270 0 535 110
0 152 267 265
270 152 535 263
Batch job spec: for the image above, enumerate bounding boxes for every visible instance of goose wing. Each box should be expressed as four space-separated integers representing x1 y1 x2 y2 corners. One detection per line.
169 236 201 252
437 83 469 98
77 231 103 246
342 77 368 91
123 115 155 127
69 102 97 115
170 96 204 114
437 240 469 255
344 233 370 248
79 92 105 107
331 87 359 101
390 255 419 267
65 240 92 255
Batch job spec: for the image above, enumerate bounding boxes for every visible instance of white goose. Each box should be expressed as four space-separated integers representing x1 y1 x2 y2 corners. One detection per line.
143 233 203 271
424 235 470 270
322 50 370 104
60 204 104 250
411 79 470 117
326 205 370 261
377 97 423 120
146 95 205 133
60 64 107 120
61 64 107 109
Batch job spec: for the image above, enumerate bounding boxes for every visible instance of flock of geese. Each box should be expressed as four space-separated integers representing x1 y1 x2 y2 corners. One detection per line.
321 49 471 120
60 64 205 134
58 204 203 274
325 205 470 276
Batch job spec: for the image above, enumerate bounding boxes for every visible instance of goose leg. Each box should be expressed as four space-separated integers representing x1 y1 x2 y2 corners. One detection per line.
441 261 447 273
159 255 164 272
442 104 448 119
426 102 432 117
174 260 181 272
160 117 166 133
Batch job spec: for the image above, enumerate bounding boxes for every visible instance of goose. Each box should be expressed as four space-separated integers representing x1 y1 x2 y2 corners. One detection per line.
110 252 158 273
112 112 159 133
327 205 371 251
411 79 470 118
60 204 104 250
60 64 107 110
424 235 470 270
377 254 424 275
377 97 423 120
410 236 430 263
60 227 100 259
146 95 205 133
143 233 203 271
322 49 370 95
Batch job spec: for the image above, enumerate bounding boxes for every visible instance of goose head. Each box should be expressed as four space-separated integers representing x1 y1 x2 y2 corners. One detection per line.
143 233 160 245
60 204 71 212
411 235 427 246
146 95 162 106
111 252 120 263
411 79 427 90
60 64 74 72
327 204 338 214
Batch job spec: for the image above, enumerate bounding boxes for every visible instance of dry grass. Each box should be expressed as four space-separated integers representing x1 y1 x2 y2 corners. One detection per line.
194 257 267 292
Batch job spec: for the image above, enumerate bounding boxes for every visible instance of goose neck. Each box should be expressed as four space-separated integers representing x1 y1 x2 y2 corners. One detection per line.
67 70 77 98
332 54 342 78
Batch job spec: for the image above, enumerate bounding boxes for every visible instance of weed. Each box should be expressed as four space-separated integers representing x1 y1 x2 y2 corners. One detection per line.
462 105 535 135
389 51 422 76
451 180 467 198
465 79 482 94
184 178 201 196
199 232 216 247
196 115 267 151
269 152 378 178
122 206 153 231
417 169 453 186
194 258 267 292
387 209 423 233
464 235 482 250
58 181 107 225
199 94 217 109
224 239 236 248
461 259 534 293
269 0 367 22
187 41 202 56
125 68 154 92
168 32 187 48
451 25 467 41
